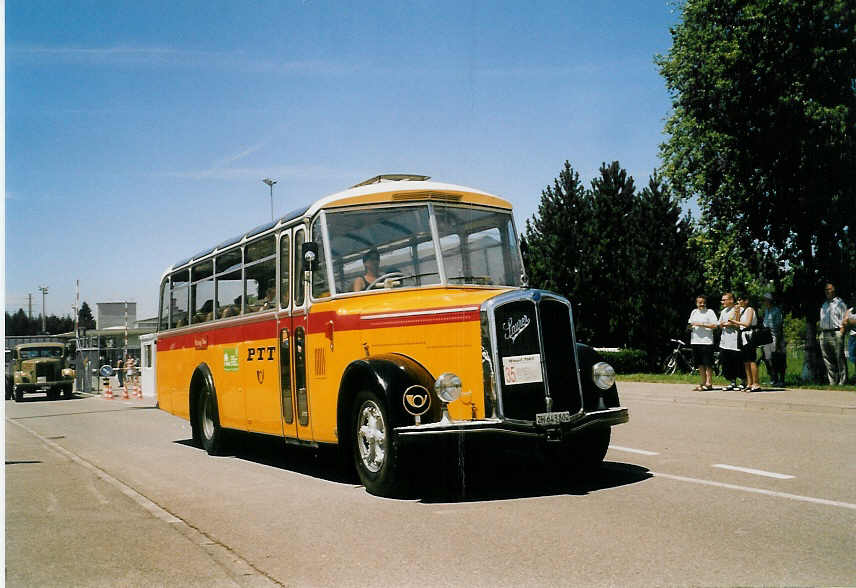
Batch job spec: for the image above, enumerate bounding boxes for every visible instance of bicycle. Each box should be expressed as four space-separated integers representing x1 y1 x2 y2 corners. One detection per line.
662 339 696 374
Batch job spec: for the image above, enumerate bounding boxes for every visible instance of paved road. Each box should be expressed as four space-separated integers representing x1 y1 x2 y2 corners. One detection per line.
5 384 855 586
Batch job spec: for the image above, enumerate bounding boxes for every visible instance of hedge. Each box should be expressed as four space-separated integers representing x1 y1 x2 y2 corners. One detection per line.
598 348 649 374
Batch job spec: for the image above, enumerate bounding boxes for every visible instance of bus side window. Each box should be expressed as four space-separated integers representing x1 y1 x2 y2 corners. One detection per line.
294 229 305 307
280 233 290 309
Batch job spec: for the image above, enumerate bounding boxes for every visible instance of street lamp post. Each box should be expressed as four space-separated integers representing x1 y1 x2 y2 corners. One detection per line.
262 178 277 221
38 285 49 333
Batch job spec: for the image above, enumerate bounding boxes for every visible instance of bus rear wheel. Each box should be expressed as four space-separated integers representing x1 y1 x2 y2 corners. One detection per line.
352 390 403 497
197 385 225 456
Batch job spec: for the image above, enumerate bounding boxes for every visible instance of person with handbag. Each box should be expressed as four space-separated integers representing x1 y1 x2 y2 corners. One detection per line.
761 293 786 387
731 294 761 391
718 292 743 391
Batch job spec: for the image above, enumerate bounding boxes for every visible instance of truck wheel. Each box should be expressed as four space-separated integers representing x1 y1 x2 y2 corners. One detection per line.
5 380 12 400
63 384 73 399
14 386 24 402
197 385 225 456
352 390 403 497
48 387 59 401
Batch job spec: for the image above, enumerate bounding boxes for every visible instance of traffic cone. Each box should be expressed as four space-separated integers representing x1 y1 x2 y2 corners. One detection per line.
103 377 113 399
122 378 129 399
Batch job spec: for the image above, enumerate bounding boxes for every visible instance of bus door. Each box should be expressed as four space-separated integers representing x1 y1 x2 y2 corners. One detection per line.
279 314 310 440
280 226 312 441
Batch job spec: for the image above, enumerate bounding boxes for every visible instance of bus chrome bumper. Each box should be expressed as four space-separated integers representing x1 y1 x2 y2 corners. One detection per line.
394 406 629 441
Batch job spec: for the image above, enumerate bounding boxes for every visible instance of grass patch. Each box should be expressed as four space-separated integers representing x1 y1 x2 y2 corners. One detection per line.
616 346 856 392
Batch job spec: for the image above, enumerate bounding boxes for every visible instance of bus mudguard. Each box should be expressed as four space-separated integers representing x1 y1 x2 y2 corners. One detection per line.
575 343 620 411
337 353 442 442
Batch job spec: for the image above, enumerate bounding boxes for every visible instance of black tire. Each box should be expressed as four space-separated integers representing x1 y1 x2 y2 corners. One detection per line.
14 386 24 402
48 387 59 401
6 379 13 400
63 384 73 399
572 427 611 475
197 385 225 455
352 390 403 497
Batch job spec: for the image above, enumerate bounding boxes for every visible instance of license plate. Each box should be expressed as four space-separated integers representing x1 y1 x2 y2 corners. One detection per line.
536 411 572 426
37 376 47 383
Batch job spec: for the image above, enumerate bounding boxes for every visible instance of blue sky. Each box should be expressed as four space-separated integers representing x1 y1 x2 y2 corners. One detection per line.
5 1 679 320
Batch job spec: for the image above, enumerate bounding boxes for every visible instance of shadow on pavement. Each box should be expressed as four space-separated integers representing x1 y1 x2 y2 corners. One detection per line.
175 432 652 502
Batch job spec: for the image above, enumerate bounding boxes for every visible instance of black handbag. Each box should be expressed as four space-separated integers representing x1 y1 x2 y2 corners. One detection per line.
750 326 773 346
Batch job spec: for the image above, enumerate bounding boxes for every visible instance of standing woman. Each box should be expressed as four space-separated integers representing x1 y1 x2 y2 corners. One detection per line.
732 294 760 391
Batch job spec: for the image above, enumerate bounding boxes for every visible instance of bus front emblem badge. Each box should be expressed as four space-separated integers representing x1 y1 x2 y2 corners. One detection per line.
403 385 431 423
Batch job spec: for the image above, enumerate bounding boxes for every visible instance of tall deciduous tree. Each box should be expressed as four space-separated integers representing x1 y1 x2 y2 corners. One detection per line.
657 0 856 380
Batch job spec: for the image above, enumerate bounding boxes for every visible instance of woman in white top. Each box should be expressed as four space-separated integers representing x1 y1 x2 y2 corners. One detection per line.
688 295 719 390
732 294 760 391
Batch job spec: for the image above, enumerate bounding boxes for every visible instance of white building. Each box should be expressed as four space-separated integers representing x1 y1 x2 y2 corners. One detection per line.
96 302 137 330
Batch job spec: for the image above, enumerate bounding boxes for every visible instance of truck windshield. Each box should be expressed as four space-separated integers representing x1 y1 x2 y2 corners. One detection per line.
19 348 63 359
322 203 522 294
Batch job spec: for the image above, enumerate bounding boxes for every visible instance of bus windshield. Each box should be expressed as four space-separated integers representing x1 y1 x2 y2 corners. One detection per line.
323 204 523 294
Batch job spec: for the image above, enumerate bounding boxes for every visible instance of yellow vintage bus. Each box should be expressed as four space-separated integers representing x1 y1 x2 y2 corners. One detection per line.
156 174 628 496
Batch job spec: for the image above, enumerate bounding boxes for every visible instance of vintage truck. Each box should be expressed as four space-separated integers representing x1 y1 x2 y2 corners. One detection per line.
7 342 75 401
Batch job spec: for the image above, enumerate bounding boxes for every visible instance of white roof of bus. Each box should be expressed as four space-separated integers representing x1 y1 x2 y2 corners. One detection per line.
162 177 511 275
304 179 509 217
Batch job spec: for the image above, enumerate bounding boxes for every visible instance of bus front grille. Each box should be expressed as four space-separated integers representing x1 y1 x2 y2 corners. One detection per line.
487 292 583 422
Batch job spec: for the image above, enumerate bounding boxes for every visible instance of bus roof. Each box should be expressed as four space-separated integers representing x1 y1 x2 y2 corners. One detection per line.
165 175 510 273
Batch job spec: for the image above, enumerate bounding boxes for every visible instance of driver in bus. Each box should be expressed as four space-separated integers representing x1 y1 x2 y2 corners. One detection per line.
352 248 381 292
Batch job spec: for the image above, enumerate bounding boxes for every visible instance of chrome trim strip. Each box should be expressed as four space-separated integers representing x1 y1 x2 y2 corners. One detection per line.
360 306 480 321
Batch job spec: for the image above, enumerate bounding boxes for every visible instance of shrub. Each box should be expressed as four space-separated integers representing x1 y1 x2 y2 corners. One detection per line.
599 348 649 373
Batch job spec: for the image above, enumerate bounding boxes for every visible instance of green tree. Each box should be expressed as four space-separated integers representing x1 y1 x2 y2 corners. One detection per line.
657 0 856 380
525 161 699 365
78 301 96 330
523 161 593 338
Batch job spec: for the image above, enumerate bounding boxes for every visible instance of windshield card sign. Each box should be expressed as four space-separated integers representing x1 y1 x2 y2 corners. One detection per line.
502 354 543 385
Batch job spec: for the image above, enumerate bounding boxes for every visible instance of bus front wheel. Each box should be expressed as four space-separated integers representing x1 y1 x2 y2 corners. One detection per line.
352 390 403 497
197 385 225 456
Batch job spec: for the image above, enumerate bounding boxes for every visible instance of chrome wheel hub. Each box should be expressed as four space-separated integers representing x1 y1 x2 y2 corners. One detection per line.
202 393 215 440
357 400 386 473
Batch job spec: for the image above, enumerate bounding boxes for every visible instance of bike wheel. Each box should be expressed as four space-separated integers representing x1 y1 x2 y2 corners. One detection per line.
662 354 679 375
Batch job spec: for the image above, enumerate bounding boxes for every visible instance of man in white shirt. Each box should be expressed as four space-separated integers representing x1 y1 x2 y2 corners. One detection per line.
819 283 848 385
718 292 742 390
688 295 718 390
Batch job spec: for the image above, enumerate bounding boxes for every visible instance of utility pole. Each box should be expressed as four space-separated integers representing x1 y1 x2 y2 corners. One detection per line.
38 285 49 333
28 294 33 321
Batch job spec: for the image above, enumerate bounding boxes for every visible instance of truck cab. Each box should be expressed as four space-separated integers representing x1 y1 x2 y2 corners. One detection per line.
10 342 75 401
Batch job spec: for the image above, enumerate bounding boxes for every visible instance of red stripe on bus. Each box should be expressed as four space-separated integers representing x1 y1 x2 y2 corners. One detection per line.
157 306 481 351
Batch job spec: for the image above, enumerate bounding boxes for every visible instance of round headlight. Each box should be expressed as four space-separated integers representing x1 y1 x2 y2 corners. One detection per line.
434 372 462 403
592 362 616 390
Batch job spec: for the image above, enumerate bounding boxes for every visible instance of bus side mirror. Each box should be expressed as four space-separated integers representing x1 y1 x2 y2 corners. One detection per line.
519 235 530 288
302 242 319 272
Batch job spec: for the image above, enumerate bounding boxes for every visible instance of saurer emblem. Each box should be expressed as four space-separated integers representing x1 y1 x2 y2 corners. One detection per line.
503 315 531 343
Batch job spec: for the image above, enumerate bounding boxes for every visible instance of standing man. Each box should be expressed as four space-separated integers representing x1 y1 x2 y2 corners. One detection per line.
688 295 718 390
760 293 786 387
718 292 742 390
819 283 847 385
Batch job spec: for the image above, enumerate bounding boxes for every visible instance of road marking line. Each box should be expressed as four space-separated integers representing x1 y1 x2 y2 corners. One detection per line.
652 471 856 511
713 463 795 479
608 445 660 456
